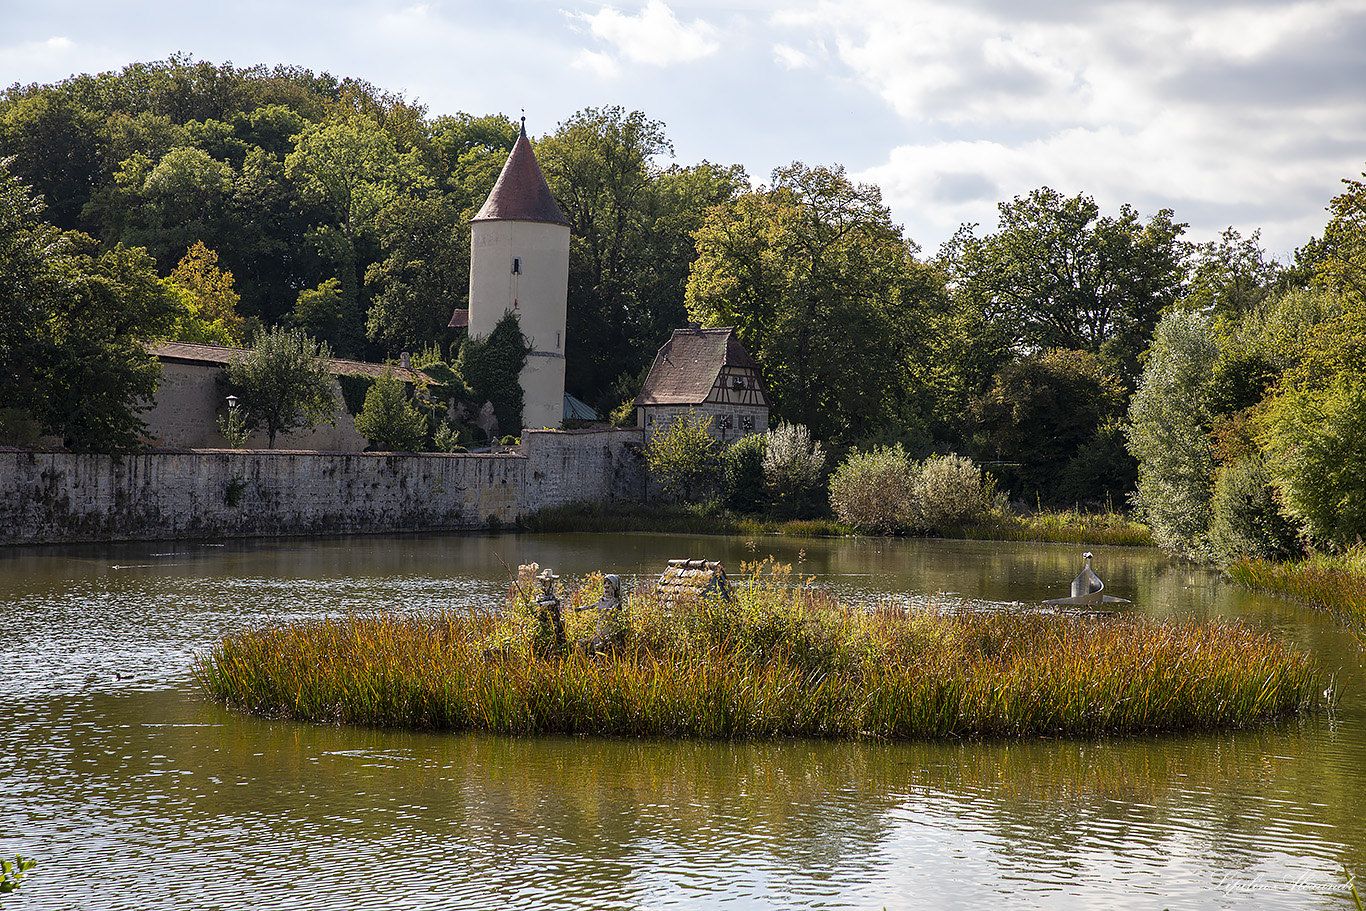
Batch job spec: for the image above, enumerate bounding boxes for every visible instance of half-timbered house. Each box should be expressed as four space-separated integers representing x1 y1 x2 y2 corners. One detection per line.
634 327 770 443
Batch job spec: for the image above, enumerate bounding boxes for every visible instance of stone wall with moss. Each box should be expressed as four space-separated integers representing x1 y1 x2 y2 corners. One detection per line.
0 428 644 544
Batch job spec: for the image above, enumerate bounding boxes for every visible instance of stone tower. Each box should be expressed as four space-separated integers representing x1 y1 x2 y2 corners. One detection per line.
464 117 570 431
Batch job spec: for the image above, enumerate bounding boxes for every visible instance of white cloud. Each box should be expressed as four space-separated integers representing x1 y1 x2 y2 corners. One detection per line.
572 47 622 78
774 0 1366 255
772 43 812 69
573 0 720 66
0 36 82 81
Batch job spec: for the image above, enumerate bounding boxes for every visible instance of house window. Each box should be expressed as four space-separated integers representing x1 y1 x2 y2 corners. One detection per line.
732 376 744 390
742 415 754 431
647 413 654 426
719 415 732 430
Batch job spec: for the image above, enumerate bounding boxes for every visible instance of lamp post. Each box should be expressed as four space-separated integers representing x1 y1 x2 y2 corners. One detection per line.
219 394 249 448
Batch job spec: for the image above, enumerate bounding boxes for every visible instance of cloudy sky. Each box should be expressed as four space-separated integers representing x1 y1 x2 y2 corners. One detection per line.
4 0 1364 258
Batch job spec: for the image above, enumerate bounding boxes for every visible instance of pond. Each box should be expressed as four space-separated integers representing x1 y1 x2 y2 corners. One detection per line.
1 532 1362 909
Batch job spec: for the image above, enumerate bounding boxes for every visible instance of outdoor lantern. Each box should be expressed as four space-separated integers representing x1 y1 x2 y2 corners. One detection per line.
226 395 239 410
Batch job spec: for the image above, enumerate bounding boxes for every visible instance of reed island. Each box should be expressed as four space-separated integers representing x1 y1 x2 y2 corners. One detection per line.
196 559 1322 740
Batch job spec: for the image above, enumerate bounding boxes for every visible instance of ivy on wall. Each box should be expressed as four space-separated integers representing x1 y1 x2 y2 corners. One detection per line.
456 312 530 433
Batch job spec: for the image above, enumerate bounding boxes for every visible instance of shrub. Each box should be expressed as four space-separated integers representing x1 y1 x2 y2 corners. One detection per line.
828 444 913 533
432 422 468 453
721 432 767 513
763 422 827 517
909 453 993 531
353 369 427 452
456 312 529 434
1204 454 1301 564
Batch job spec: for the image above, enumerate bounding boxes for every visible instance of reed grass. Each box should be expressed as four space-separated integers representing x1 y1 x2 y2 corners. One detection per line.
520 500 1150 546
1227 546 1366 624
954 509 1155 547
519 500 846 537
196 560 1318 739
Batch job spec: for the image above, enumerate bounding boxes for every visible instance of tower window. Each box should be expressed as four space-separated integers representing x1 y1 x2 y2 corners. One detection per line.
512 257 521 274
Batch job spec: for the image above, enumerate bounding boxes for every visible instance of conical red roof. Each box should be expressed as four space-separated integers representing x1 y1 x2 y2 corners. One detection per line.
473 120 568 225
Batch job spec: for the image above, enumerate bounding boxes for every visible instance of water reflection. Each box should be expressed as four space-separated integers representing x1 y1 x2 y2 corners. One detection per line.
1 533 1362 909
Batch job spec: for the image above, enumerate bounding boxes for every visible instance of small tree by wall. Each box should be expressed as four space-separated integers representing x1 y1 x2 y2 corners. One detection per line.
647 410 720 503
354 368 427 452
228 326 338 448
763 422 826 517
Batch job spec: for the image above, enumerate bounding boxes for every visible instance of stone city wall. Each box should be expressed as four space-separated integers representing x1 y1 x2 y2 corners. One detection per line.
0 428 644 545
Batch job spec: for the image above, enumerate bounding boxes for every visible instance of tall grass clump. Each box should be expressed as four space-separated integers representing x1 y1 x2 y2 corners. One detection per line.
198 560 1320 740
966 509 1155 547
1228 545 1366 623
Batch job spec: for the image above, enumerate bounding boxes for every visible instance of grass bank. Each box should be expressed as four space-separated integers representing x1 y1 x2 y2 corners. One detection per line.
521 500 1152 546
1228 547 1366 624
197 562 1318 740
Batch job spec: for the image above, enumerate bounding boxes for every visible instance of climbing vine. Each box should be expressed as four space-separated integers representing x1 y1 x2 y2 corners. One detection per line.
456 312 531 434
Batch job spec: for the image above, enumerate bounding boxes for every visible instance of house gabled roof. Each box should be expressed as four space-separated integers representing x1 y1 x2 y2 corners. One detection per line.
634 326 770 407
147 341 432 383
472 119 569 226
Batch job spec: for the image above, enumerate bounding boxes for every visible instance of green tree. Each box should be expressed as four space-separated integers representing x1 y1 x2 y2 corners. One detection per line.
687 163 944 444
0 88 104 231
0 160 67 427
1 163 184 451
364 195 469 354
646 410 720 503
971 348 1130 505
720 432 767 513
942 187 1188 384
426 112 518 208
284 111 424 354
1183 227 1280 318
762 422 827 517
167 241 249 345
539 107 673 405
41 242 184 452
353 368 427 451
227 326 338 448
1308 166 1366 305
1126 308 1220 554
123 146 236 270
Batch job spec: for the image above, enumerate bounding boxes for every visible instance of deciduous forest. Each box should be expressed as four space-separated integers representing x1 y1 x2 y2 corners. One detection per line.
3 55 1365 559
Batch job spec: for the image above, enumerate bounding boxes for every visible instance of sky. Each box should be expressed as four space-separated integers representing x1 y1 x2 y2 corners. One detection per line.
3 0 1365 260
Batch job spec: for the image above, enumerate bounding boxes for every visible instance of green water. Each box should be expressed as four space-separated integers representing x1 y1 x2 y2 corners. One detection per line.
1 533 1362 909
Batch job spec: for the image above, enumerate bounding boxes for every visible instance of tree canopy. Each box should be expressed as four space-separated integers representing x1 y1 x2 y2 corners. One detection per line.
687 163 945 445
0 160 182 451
941 188 1188 385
